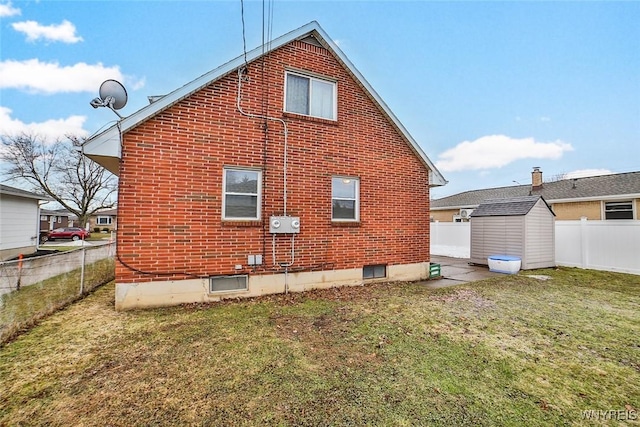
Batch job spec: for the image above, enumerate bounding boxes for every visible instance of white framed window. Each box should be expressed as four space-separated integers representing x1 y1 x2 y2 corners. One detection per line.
285 71 336 120
97 216 112 225
332 176 359 221
604 201 634 220
40 215 47 221
223 168 262 220
56 216 61 223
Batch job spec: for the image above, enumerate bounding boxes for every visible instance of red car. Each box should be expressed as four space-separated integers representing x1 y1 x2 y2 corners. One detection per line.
46 227 91 241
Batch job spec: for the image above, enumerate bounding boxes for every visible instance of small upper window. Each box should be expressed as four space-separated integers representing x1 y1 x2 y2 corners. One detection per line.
332 177 359 221
604 201 633 220
223 168 261 220
285 72 336 120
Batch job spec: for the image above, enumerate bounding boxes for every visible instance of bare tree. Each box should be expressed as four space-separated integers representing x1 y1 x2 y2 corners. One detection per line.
549 173 567 182
1 132 117 228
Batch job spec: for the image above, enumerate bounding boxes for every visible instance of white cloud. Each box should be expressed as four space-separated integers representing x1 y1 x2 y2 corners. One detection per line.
127 75 146 91
0 59 144 94
12 19 83 44
0 107 88 142
435 135 573 172
565 169 613 179
0 1 20 17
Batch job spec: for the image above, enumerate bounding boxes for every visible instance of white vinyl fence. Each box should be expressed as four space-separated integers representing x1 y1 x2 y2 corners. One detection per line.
431 219 640 275
430 222 472 259
554 220 640 275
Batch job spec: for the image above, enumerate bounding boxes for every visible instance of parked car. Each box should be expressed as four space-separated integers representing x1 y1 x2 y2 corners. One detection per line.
46 227 90 241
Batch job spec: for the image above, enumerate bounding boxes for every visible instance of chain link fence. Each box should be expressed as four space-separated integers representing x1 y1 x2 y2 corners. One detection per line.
0 242 115 344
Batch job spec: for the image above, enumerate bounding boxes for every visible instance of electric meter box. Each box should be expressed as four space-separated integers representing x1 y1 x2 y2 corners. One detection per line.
269 216 301 234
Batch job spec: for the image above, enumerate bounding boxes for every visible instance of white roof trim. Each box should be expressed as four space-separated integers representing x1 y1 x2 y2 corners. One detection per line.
83 21 446 186
431 205 478 211
548 194 640 204
0 185 52 201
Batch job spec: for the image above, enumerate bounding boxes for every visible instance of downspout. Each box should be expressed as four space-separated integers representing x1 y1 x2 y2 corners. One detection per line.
36 201 46 251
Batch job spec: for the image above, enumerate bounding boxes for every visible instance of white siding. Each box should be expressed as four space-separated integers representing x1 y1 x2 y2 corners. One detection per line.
470 216 525 265
523 199 555 269
0 194 39 251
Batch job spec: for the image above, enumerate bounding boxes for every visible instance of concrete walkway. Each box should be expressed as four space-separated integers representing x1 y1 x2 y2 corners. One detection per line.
419 256 503 289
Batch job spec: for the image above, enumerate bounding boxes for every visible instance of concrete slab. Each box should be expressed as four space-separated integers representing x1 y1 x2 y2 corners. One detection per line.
418 256 504 289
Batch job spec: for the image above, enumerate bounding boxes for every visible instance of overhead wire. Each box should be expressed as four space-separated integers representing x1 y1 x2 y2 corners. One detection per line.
111 122 208 279
240 0 249 68
236 0 295 275
114 0 265 280
92 0 287 282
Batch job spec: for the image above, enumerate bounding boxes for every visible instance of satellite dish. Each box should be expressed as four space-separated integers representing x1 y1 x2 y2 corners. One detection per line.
90 79 128 118
99 80 128 110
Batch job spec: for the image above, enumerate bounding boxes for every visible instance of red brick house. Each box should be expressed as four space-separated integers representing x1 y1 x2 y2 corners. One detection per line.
83 22 446 310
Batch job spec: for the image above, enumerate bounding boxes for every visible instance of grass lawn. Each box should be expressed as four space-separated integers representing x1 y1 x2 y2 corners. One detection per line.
0 267 638 426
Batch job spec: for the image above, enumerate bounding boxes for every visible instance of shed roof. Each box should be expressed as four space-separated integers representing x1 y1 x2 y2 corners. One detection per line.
471 196 554 217
82 21 446 187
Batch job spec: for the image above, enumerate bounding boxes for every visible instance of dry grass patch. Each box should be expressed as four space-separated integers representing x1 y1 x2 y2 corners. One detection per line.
0 257 115 344
0 267 638 426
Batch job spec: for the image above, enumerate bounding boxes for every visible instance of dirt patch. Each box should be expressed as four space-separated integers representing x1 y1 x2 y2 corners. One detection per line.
6 250 58 261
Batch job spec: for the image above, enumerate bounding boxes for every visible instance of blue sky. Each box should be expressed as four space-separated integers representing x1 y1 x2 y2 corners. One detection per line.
1 0 638 198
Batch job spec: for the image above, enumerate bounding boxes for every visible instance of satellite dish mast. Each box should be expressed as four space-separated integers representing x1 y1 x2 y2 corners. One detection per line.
90 79 128 119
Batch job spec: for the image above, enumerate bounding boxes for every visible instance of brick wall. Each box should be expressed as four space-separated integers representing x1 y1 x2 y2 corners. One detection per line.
116 39 432 284
550 201 602 220
431 209 458 222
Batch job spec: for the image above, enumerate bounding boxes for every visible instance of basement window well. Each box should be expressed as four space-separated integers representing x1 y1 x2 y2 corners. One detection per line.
210 275 248 293
363 264 386 280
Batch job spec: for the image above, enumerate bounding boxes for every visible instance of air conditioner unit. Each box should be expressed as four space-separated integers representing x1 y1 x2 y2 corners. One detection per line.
460 209 474 219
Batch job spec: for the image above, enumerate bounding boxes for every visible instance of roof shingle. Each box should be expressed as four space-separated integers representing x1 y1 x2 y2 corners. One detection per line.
471 196 554 217
432 171 640 209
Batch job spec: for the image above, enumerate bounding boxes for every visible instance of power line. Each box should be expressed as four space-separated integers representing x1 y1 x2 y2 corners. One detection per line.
240 0 248 68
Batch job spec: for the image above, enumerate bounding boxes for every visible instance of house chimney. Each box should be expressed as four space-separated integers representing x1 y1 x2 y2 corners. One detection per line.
531 167 543 190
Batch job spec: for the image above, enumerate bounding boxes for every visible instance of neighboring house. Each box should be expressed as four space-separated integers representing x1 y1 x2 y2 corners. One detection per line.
0 184 52 260
89 208 117 232
432 168 640 222
83 21 446 310
40 209 75 231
